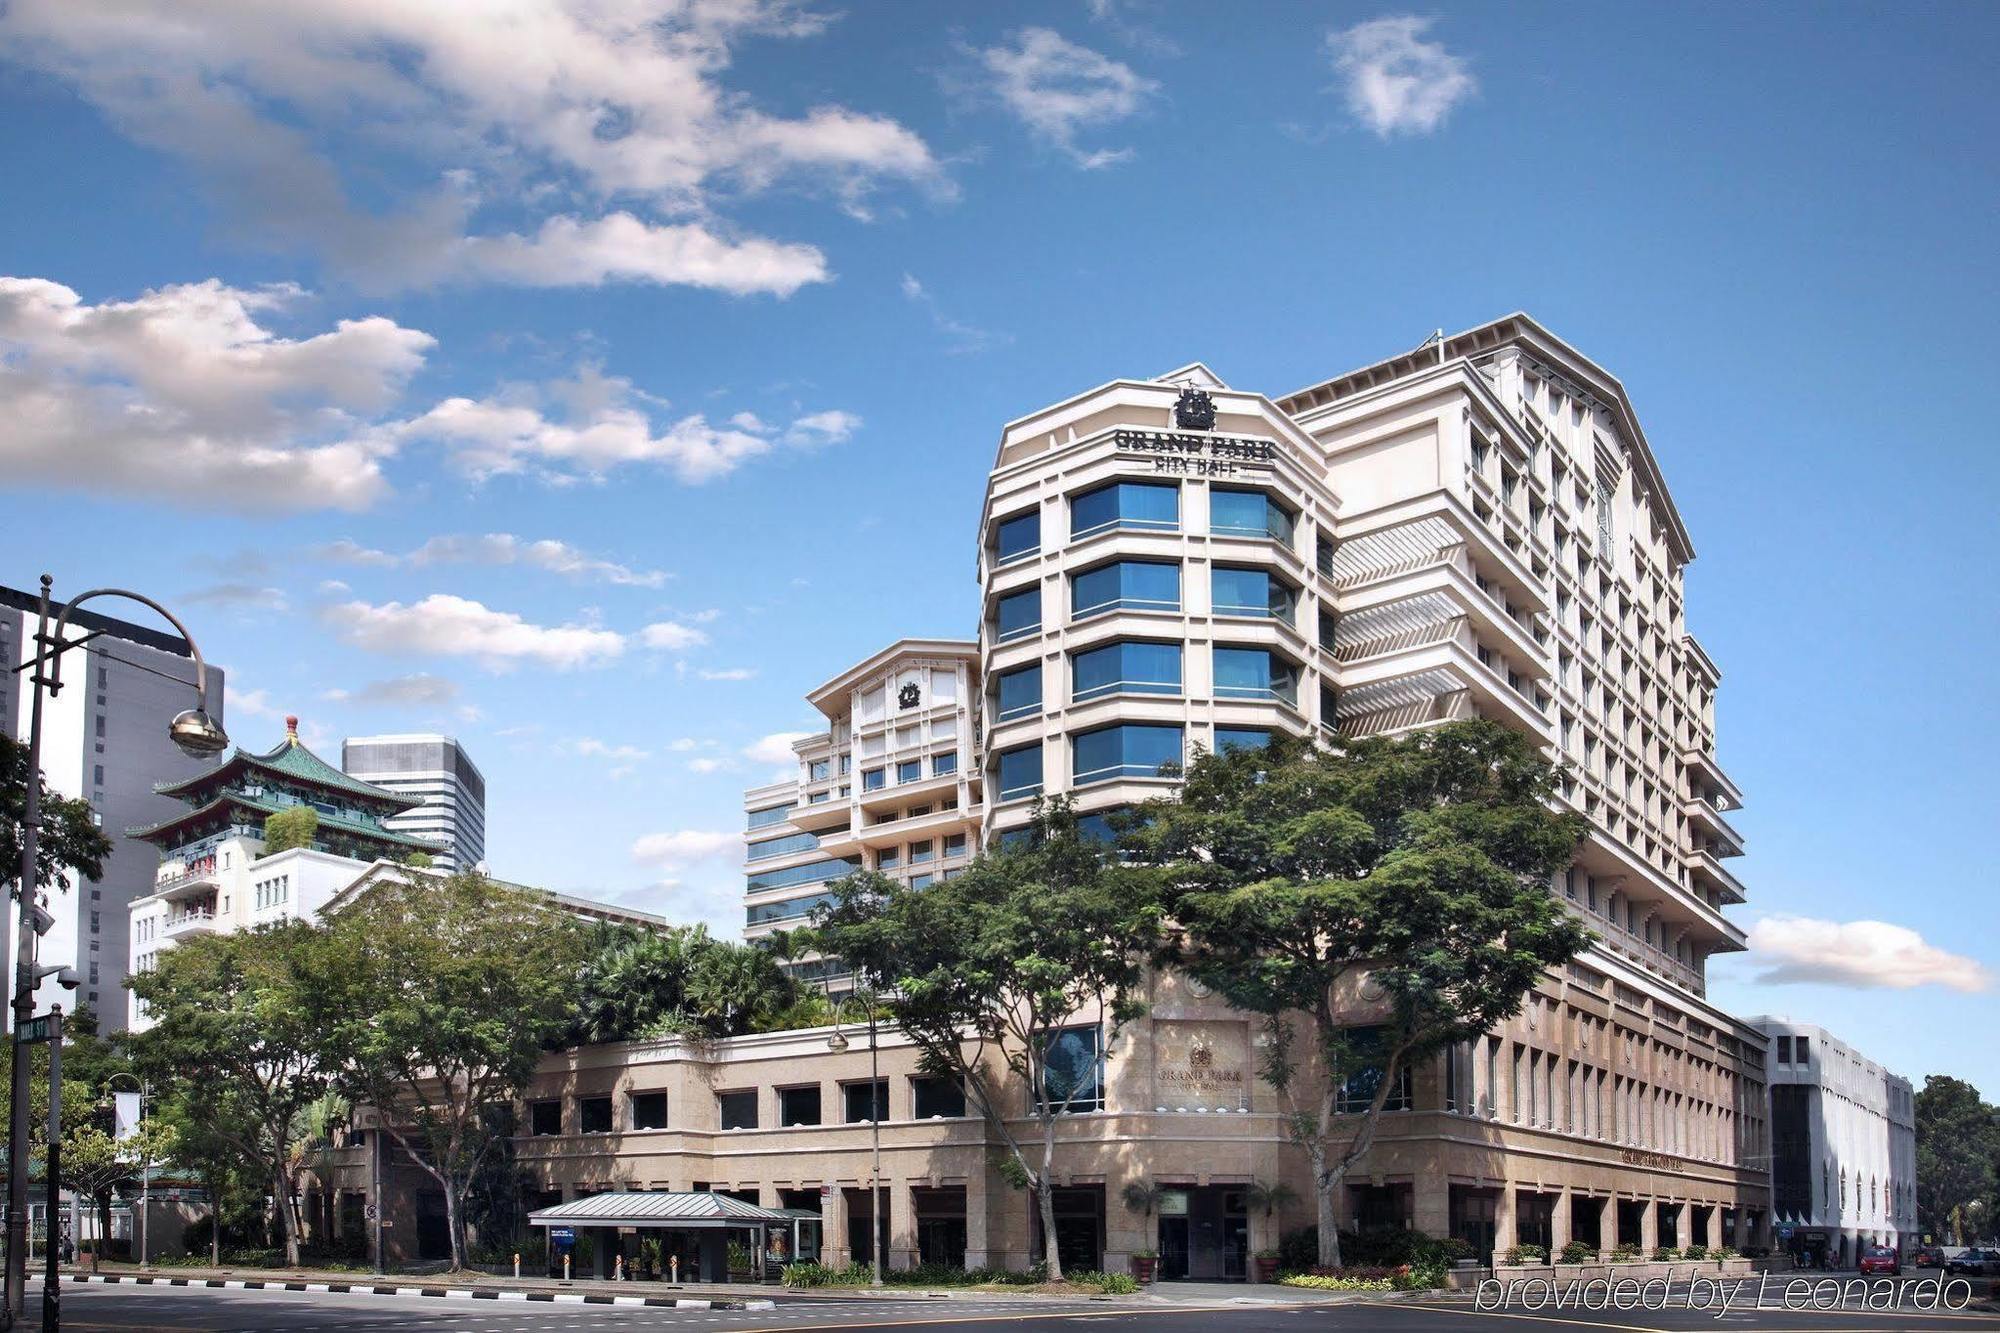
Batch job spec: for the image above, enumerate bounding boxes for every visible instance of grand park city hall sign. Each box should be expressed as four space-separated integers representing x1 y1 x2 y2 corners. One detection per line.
1112 386 1284 478
1154 1019 1251 1109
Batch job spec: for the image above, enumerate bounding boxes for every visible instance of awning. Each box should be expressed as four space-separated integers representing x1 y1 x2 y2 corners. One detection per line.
526 1191 796 1230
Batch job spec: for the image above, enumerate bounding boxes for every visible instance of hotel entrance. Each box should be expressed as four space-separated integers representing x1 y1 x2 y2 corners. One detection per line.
1156 1186 1249 1281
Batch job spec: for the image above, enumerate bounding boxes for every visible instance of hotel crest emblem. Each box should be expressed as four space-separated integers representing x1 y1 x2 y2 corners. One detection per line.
898 682 921 709
1173 386 1216 431
1188 1035 1214 1070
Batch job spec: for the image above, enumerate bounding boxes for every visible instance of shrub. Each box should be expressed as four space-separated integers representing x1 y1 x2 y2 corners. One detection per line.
1716 1247 1741 1260
1281 1273 1395 1291
1394 1264 1447 1291
1070 1270 1139 1294
1653 1246 1680 1261
783 1261 874 1288
1609 1244 1641 1262
1502 1244 1547 1266
1683 1244 1709 1261
1559 1240 1596 1265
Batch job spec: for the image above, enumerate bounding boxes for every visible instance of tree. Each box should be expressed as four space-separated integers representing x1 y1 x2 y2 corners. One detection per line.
1915 1075 1998 1243
129 922 342 1265
1124 722 1590 1270
60 1118 177 1271
324 872 586 1271
261 805 319 854
816 799 1159 1281
1 732 115 901
567 923 807 1046
156 1087 258 1264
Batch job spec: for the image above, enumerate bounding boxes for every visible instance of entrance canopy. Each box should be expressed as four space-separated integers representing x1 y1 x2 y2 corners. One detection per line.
527 1191 794 1230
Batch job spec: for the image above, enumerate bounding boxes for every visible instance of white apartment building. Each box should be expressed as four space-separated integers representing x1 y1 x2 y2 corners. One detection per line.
341 733 487 871
1750 1018 1918 1266
742 641 982 988
738 315 1773 1258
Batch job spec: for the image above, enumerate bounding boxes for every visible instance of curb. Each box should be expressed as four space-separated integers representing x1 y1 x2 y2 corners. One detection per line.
53 1272 775 1310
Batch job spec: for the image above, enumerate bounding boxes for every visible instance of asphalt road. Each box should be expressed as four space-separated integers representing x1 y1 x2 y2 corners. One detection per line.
29 1279 2000 1331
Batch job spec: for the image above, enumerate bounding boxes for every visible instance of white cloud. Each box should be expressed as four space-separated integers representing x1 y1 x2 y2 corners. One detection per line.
639 621 710 652
743 731 811 765
1744 915 1993 994
183 583 290 614
977 28 1156 169
630 829 739 870
228 687 286 721
321 673 460 708
317 532 670 588
0 276 430 511
698 667 756 681
0 1 943 293
570 737 649 762
1326 16 1476 137
900 273 1009 354
321 593 625 671
398 369 858 485
686 756 731 774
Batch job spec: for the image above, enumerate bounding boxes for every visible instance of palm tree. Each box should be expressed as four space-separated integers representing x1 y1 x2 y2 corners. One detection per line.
1122 1180 1165 1218
1245 1179 1298 1219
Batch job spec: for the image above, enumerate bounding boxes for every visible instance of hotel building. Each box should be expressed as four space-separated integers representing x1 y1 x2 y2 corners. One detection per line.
1749 1018 1917 1266
361 315 1772 1277
341 733 487 872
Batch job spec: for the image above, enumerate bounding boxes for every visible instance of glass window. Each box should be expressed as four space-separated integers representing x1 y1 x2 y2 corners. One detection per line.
630 1092 668 1130
843 1079 890 1124
1070 480 1179 539
862 767 885 791
1213 647 1298 704
579 1096 613 1134
932 752 957 777
1210 489 1294 542
912 1076 967 1119
996 664 1043 722
1072 723 1183 785
1071 560 1180 619
745 857 861 894
996 587 1041 642
718 1090 758 1130
897 759 922 784
745 891 836 925
1318 608 1337 650
877 848 901 871
1071 640 1181 702
1076 806 1135 844
909 872 935 890
997 744 1044 801
995 509 1040 565
808 759 830 781
531 1100 562 1136
1320 682 1339 732
1213 726 1272 753
778 1086 822 1127
1796 1037 1810 1065
1211 566 1295 622
1776 1035 1792 1064
747 829 821 861
1039 1026 1104 1113
1333 1027 1412 1113
909 839 934 863
943 833 967 857
746 805 791 831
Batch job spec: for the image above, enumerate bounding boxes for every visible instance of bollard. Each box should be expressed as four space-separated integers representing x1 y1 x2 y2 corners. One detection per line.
513 1252 520 1279
614 1254 624 1281
670 1254 680 1284
563 1253 571 1281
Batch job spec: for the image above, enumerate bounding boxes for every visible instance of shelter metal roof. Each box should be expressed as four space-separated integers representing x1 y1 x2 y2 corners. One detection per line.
526 1191 795 1229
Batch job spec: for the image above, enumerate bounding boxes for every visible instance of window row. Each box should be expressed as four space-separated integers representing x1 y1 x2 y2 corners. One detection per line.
860 752 958 791
525 1076 971 1137
997 642 1302 718
993 482 1297 567
994 561 1299 642
995 722 1288 801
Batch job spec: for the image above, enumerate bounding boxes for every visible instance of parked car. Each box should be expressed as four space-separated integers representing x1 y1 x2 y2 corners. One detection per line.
1857 1245 1901 1276
1944 1247 2000 1276
1910 1245 1947 1268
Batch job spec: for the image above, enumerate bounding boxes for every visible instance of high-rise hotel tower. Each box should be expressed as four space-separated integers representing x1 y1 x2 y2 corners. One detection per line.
738 315 1771 1265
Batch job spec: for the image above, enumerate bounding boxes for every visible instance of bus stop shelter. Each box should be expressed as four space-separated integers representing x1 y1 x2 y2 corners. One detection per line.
526 1191 813 1282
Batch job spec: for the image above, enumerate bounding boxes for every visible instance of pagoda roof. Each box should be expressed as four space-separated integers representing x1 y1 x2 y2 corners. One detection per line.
156 717 419 813
127 791 436 853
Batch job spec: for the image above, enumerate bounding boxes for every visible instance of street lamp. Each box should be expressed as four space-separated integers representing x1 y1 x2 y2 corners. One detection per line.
100 1074 151 1270
826 989 884 1288
5 575 225 1326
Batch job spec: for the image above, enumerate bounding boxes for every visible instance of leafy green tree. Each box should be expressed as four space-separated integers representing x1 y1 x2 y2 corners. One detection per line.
2 732 115 900
1124 722 1589 1269
261 805 319 854
61 1118 177 1271
567 923 805 1045
815 799 1159 1281
155 1087 258 1264
324 872 586 1270
1915 1075 1998 1243
129 922 342 1265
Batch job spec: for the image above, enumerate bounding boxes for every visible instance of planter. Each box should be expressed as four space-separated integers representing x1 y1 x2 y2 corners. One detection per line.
1130 1256 1158 1284
1254 1256 1280 1283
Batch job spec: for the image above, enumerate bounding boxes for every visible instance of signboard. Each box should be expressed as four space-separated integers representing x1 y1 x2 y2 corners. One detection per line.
1153 1020 1249 1108
1618 1149 1682 1173
17 1016 55 1044
549 1227 575 1246
1113 428 1281 479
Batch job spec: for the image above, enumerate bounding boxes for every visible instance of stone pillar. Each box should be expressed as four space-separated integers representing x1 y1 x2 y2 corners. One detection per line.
964 1172 990 1269
1639 1198 1658 1255
1597 1195 1615 1257
1413 1161 1450 1242
1731 1206 1749 1251
1669 1200 1689 1251
1706 1205 1723 1250
1550 1188 1572 1256
1493 1187 1518 1265
889 1180 918 1273
822 1186 850 1268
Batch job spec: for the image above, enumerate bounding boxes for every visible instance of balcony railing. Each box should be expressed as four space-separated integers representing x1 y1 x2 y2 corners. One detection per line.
162 909 219 939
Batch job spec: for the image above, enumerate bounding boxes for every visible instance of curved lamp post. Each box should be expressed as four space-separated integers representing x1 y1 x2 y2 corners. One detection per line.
5 575 226 1327
825 990 884 1288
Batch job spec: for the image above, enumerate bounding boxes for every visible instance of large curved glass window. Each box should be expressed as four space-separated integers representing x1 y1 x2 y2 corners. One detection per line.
1072 723 1183 786
1210 489 1295 543
994 509 1040 566
996 587 1041 642
1211 566 1296 623
1212 726 1272 754
746 829 822 861
745 891 837 926
1071 560 1179 619
996 744 1044 801
1213 647 1298 705
1070 481 1179 540
996 663 1042 722
1071 640 1181 702
745 857 862 894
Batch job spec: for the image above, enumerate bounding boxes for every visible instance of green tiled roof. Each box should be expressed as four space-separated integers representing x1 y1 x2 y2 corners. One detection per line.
157 733 418 812
128 792 437 853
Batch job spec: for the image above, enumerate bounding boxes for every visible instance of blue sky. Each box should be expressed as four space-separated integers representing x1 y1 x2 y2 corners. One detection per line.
2 2 1994 1091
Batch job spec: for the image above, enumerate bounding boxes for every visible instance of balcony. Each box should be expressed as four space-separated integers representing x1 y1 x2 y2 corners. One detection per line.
1686 848 1748 905
152 863 219 900
162 909 219 939
1589 924 1705 999
1679 747 1744 809
1684 797 1745 857
787 799 853 833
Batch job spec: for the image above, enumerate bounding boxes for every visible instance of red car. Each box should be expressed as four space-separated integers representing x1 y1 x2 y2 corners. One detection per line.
1858 1246 1902 1276
1911 1246 1947 1268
